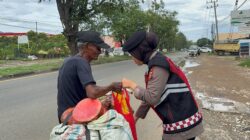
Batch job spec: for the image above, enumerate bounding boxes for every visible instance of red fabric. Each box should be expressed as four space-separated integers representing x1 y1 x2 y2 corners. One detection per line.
112 89 137 140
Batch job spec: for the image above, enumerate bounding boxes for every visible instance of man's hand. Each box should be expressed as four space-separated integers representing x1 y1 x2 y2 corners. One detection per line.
122 78 137 90
110 82 122 93
134 115 139 123
101 95 113 110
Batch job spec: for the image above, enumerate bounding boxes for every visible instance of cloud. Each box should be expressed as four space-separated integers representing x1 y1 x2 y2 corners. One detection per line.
0 0 62 33
0 0 250 41
160 0 250 41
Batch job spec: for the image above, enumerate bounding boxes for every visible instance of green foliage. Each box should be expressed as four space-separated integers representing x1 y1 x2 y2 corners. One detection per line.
0 60 63 76
0 31 68 60
108 2 180 51
239 59 250 68
38 0 182 54
91 55 130 65
187 40 195 47
147 10 179 50
0 55 130 77
196 38 212 47
175 32 187 50
110 6 147 41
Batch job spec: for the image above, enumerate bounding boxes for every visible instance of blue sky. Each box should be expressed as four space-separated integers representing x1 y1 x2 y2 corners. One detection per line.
0 0 249 41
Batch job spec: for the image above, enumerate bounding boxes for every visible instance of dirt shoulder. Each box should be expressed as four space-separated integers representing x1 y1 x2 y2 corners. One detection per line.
185 54 250 140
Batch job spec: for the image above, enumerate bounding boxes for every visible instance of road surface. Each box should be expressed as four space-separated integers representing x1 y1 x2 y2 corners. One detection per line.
0 52 187 140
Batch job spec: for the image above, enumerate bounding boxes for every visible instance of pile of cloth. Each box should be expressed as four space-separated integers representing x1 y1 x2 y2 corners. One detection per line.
50 89 136 140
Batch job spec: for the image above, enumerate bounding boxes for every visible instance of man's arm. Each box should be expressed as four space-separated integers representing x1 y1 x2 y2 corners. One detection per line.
85 82 121 99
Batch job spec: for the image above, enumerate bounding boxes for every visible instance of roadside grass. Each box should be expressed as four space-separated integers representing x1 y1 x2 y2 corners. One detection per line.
239 59 250 68
92 55 130 65
0 60 6 64
0 55 131 77
0 61 63 77
178 60 186 67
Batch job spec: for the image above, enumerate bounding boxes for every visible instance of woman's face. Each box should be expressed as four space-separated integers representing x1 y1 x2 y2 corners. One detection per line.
131 56 143 66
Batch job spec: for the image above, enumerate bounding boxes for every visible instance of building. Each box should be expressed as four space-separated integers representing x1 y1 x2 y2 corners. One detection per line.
0 32 27 37
102 35 121 48
0 32 55 37
217 33 249 41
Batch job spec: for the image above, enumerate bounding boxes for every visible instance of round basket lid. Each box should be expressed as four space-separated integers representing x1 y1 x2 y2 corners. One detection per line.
73 98 102 123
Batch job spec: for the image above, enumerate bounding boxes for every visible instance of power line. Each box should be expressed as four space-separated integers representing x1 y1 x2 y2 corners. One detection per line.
0 22 61 33
219 0 249 22
0 23 35 30
207 0 219 41
203 0 212 39
235 0 239 10
220 0 239 22
218 15 230 23
236 0 248 10
0 17 61 27
0 16 63 33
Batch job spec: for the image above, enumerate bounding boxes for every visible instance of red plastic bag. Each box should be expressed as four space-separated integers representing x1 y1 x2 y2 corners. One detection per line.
112 89 137 140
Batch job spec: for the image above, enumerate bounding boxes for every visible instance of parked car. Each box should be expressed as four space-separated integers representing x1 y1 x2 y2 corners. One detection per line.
200 47 212 53
188 48 199 57
113 48 124 56
27 55 38 60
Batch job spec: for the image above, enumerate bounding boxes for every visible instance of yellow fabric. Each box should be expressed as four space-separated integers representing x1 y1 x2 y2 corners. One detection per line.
114 92 130 115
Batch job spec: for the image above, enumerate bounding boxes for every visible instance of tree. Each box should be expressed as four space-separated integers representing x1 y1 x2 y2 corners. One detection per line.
39 0 142 55
175 32 187 50
109 3 147 44
196 38 212 47
0 30 68 59
109 1 179 51
187 40 194 47
145 10 179 51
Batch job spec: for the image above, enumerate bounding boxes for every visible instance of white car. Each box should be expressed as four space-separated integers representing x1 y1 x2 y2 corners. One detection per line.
27 55 38 60
200 47 212 53
188 48 199 56
113 48 124 56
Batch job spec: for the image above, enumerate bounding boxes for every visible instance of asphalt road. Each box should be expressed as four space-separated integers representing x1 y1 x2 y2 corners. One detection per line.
0 52 187 140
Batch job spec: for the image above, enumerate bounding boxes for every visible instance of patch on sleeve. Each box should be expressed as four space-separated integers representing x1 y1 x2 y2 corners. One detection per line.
148 69 154 80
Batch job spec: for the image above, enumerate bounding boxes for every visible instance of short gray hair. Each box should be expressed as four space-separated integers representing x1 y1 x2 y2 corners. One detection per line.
77 42 88 51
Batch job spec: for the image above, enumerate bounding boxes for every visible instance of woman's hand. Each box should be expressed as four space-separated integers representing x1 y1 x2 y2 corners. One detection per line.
122 78 137 90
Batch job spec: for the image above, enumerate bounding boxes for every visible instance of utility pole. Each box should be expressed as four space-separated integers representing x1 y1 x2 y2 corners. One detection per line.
147 0 157 32
211 23 215 42
36 21 38 48
154 0 157 12
234 0 238 10
207 0 219 42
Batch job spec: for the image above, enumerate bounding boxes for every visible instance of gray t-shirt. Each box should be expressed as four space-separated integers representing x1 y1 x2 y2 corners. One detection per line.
57 55 96 121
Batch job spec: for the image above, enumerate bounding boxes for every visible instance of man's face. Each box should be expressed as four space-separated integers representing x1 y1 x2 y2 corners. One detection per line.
86 43 101 61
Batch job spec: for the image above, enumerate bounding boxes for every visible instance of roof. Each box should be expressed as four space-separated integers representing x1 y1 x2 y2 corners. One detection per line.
0 32 56 37
0 32 27 37
217 33 249 40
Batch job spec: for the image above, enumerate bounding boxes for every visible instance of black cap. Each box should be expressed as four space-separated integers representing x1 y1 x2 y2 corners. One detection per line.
123 31 146 52
76 31 110 49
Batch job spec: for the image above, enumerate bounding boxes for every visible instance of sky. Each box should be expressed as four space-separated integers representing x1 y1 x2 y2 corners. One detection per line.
0 0 250 41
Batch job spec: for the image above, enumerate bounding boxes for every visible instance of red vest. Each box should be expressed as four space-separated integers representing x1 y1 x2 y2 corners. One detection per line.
146 54 202 134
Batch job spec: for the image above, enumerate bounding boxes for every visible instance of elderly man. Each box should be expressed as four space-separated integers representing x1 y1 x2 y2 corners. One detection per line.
57 31 121 123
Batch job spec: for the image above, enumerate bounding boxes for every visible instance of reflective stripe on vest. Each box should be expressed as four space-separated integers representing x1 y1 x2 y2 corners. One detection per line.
163 112 202 132
154 83 189 107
